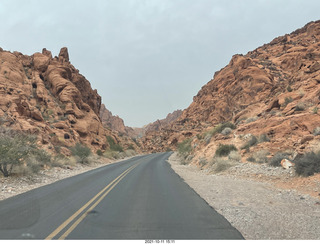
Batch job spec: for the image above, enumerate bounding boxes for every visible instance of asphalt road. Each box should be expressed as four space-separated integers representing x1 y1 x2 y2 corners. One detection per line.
0 152 244 240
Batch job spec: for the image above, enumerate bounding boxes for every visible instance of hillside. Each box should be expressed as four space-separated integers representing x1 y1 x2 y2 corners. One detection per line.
142 20 320 165
0 47 136 156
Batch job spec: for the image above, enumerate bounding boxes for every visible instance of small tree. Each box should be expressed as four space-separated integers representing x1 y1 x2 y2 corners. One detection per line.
0 128 38 177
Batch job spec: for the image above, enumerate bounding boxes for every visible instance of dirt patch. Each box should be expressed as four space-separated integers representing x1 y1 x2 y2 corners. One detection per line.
167 152 320 240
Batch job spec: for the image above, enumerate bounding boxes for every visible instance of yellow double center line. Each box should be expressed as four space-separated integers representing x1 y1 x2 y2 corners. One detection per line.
45 163 139 240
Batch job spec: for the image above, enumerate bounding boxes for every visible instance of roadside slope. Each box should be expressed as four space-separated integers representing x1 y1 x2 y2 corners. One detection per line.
168 152 320 240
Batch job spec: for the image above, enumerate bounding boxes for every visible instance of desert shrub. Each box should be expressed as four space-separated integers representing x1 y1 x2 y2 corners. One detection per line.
206 122 236 137
177 138 192 156
204 133 213 145
241 135 258 150
199 158 208 168
228 150 241 161
106 136 123 152
294 151 320 176
284 97 293 107
245 117 258 123
127 144 135 150
103 150 121 159
287 85 293 92
247 156 256 162
70 143 91 164
123 149 136 157
252 150 269 164
221 127 232 135
215 144 237 157
211 157 235 173
313 127 320 136
313 107 318 114
295 102 305 111
96 149 103 156
259 134 270 143
269 152 291 167
196 134 203 140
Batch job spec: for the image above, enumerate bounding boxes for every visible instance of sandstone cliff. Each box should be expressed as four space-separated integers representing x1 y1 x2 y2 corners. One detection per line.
144 110 183 134
142 20 320 160
0 47 134 155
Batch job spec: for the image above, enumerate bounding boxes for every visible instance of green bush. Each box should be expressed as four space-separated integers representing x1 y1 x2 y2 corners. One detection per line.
294 151 320 176
215 144 237 157
70 143 91 164
106 136 123 152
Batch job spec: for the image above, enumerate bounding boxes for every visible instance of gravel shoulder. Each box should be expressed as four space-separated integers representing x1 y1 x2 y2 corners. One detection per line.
167 152 320 240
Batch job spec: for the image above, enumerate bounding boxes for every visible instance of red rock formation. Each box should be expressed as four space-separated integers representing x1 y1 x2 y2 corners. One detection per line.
100 104 133 135
0 47 132 154
142 20 320 157
144 110 183 133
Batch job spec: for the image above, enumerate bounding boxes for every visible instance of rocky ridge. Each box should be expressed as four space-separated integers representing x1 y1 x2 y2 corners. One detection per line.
0 47 136 155
142 20 320 162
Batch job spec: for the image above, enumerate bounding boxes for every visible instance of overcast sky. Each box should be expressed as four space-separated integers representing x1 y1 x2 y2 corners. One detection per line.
1 0 320 127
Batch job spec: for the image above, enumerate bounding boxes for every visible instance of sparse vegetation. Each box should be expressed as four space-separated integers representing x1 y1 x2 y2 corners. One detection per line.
70 143 91 164
287 85 293 92
295 102 305 111
269 152 291 167
313 107 319 114
96 149 103 156
215 144 237 157
203 122 236 144
251 150 269 164
294 151 320 176
210 157 236 173
106 136 123 152
245 117 258 124
284 97 293 107
177 138 192 157
199 158 208 168
0 127 51 177
221 127 232 135
313 127 320 136
228 150 242 161
259 134 270 143
241 135 258 150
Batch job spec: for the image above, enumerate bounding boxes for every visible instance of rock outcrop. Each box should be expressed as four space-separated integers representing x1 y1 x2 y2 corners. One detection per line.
142 20 320 160
100 103 136 136
0 47 134 154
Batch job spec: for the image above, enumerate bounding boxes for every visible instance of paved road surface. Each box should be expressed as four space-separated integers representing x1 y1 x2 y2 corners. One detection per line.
0 152 244 239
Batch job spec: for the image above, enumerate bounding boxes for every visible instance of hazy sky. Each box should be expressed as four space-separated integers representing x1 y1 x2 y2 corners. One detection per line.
1 0 320 127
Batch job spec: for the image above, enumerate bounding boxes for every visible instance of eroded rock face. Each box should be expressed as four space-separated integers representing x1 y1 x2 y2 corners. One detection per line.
0 47 123 154
142 20 320 157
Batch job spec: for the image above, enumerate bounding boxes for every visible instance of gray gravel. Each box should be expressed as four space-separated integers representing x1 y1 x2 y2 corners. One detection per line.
168 152 320 240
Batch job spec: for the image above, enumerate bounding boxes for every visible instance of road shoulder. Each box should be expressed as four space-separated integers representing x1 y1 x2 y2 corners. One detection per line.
167 152 320 240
